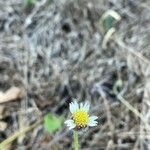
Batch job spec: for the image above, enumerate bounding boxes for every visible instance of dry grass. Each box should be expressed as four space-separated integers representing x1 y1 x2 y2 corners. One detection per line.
0 0 150 149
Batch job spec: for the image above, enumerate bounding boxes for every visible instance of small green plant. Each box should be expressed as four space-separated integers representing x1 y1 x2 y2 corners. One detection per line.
100 10 121 33
113 79 123 94
23 0 36 7
44 113 63 133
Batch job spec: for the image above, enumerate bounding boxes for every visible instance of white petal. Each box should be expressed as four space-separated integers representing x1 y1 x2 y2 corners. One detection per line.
74 101 79 110
69 125 76 130
64 119 76 129
80 103 83 109
87 116 98 127
69 101 79 113
82 102 90 112
90 120 98 124
69 102 74 113
88 121 98 127
89 116 98 121
64 119 73 125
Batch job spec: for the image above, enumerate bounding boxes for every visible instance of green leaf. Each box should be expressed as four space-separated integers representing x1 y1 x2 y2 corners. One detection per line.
103 15 115 31
48 0 54 4
113 79 123 94
23 0 36 7
100 10 121 33
44 113 63 133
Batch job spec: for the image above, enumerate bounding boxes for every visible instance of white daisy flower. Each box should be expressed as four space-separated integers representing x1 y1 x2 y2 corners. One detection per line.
65 101 98 130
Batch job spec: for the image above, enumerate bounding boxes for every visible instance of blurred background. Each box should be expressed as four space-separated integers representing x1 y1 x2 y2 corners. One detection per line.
0 0 150 149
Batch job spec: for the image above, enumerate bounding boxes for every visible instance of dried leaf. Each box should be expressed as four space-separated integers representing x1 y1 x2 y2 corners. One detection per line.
0 121 7 131
0 87 24 104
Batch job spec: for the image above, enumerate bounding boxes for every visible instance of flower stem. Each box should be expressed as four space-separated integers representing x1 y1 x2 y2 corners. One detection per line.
73 130 79 150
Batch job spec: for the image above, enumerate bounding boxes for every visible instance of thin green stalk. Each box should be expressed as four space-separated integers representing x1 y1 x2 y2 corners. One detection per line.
73 130 79 150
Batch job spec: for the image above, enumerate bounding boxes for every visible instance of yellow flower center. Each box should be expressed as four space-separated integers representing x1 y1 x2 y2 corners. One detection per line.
72 110 89 128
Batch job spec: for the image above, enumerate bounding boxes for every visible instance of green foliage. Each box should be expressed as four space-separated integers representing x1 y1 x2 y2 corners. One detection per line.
23 0 36 7
100 10 121 33
113 79 123 94
103 15 116 31
48 0 54 4
44 113 63 133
